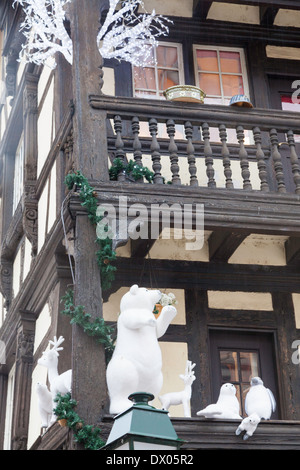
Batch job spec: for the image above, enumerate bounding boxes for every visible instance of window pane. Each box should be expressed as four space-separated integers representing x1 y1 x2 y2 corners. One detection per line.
220 51 242 73
196 49 218 72
158 69 179 91
241 383 250 415
222 74 244 97
240 352 259 383
199 73 221 95
134 67 156 90
220 351 238 382
157 46 178 68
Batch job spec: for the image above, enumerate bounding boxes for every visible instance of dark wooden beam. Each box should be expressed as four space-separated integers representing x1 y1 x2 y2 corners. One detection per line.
209 230 248 262
285 237 300 265
193 0 300 10
193 0 213 19
130 237 156 258
260 6 280 26
112 257 300 293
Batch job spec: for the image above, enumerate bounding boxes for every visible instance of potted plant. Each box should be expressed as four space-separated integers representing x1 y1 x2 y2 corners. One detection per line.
153 292 178 318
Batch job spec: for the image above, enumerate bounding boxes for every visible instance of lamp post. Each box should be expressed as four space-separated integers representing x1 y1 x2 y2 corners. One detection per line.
101 392 184 451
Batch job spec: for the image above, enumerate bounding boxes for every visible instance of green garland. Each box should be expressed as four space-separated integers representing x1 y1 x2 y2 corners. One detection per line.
61 289 115 362
65 171 116 291
109 157 154 183
54 393 105 450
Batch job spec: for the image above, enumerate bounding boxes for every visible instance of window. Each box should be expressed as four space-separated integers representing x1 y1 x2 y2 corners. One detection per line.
209 329 279 418
13 134 24 213
193 45 250 105
219 349 260 416
133 42 184 99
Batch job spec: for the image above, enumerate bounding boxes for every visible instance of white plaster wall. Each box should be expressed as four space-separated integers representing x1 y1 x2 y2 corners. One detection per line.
140 154 260 190
47 162 57 234
152 342 189 417
16 56 26 88
103 286 186 324
23 237 32 282
292 294 300 328
102 67 115 96
228 234 288 266
0 96 12 140
37 78 55 176
208 290 273 311
207 2 260 24
274 9 300 28
149 229 210 262
3 364 16 450
27 365 49 449
38 66 53 106
12 244 22 299
266 45 300 61
0 293 5 329
38 180 49 253
34 303 51 353
142 0 193 17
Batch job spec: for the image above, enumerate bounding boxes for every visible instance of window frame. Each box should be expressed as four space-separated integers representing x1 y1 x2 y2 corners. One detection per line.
193 44 250 105
132 41 185 99
209 328 279 419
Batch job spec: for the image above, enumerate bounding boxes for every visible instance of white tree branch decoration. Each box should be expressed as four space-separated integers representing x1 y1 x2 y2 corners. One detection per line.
97 0 172 66
15 0 171 69
14 0 73 69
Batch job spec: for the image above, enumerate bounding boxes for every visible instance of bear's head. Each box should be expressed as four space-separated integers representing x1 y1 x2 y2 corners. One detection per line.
120 285 161 312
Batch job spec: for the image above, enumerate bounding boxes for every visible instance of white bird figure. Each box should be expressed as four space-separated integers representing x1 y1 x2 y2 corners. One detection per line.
235 412 261 440
245 376 276 420
197 383 242 420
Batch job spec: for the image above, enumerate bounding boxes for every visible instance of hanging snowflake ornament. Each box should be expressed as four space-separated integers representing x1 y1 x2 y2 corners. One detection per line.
97 0 172 67
13 0 73 69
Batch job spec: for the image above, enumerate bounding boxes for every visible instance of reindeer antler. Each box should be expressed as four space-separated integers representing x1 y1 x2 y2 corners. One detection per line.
48 336 65 356
185 360 196 376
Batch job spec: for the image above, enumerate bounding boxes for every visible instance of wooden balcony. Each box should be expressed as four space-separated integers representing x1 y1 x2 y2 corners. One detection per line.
88 94 300 241
30 416 300 450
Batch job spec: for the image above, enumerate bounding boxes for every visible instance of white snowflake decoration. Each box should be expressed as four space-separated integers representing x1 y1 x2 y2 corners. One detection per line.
97 0 172 67
14 0 73 69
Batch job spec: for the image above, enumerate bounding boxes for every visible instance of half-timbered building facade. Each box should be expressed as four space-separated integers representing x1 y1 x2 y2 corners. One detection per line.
1 0 300 450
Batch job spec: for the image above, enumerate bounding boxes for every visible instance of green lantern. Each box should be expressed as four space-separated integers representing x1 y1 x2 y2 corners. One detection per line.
101 392 184 451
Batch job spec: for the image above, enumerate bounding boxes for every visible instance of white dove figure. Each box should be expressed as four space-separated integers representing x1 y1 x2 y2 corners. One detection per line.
245 376 276 420
235 413 261 440
197 383 242 420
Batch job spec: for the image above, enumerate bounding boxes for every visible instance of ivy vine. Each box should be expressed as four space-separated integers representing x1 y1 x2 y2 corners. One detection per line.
54 393 105 450
64 171 117 291
61 289 115 363
62 172 117 447
109 157 154 183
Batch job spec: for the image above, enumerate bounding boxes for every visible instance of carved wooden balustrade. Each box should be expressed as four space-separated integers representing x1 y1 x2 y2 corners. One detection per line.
90 95 300 195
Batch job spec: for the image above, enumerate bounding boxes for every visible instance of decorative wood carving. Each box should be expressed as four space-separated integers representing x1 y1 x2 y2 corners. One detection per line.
0 260 13 309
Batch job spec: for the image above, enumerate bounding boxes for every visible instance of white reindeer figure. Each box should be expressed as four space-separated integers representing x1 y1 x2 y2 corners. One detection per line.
37 336 72 424
159 360 196 417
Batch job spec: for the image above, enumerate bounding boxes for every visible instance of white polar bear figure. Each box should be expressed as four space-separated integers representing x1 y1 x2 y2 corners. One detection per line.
235 413 261 440
106 285 177 415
